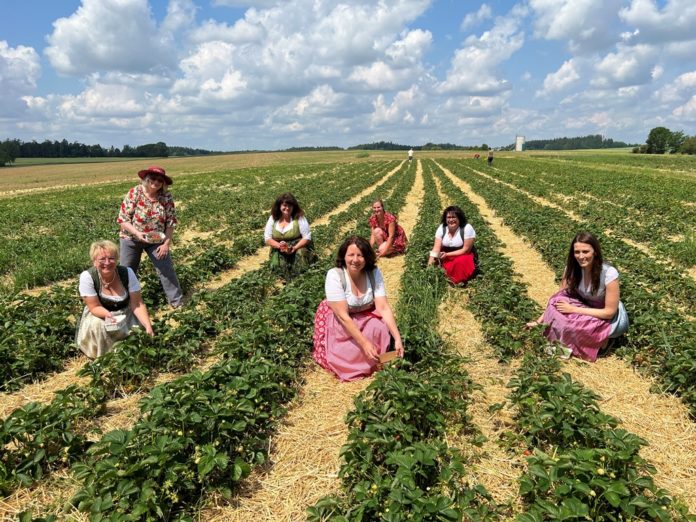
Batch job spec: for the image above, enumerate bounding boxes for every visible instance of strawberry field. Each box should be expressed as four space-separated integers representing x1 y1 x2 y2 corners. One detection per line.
0 151 694 521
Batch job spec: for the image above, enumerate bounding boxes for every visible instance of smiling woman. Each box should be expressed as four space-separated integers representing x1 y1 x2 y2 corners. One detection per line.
312 235 404 381
526 231 629 362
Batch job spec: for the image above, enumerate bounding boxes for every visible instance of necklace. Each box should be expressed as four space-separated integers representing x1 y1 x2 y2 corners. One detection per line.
100 271 117 289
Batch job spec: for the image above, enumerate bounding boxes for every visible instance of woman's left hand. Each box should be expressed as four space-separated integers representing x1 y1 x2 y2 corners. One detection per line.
155 242 170 259
554 300 575 314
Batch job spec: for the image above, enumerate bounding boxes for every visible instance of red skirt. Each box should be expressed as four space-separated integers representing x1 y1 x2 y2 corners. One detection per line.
441 253 476 284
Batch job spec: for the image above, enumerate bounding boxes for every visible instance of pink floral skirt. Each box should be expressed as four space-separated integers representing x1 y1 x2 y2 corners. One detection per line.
312 300 390 381
541 290 612 362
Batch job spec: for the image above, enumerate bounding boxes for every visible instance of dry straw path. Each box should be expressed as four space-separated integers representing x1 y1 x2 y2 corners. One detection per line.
431 176 524 513
436 162 696 512
202 161 424 521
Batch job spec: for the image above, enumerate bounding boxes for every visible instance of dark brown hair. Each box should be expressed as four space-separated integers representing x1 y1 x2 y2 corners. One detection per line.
271 192 304 221
440 205 467 229
563 231 604 296
335 236 376 271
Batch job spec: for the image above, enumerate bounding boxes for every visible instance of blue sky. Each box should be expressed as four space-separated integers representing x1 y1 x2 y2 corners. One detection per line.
1 0 694 150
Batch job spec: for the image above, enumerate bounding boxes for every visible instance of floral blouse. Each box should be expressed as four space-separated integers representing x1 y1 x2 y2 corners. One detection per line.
117 185 177 240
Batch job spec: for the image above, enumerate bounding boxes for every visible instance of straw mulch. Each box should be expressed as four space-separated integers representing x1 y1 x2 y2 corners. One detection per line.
437 289 524 513
442 165 696 513
200 162 423 521
0 357 88 419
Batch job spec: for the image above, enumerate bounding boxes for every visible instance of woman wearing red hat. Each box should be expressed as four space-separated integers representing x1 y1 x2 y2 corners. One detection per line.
116 166 183 308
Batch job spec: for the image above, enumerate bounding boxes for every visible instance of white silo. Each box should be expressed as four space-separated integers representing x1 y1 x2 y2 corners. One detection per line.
515 135 525 152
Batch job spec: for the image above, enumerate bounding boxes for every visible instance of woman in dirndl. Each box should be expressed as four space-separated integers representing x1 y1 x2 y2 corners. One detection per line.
368 199 408 258
264 192 316 278
76 240 154 358
526 231 629 362
313 236 404 381
428 205 477 284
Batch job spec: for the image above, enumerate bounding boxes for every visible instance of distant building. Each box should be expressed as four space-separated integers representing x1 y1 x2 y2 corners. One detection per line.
515 135 525 152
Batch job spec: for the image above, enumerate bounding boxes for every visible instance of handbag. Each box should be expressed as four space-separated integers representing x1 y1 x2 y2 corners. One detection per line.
104 311 130 338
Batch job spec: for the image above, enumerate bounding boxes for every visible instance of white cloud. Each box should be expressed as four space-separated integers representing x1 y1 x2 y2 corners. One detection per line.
592 44 658 88
529 0 622 53
655 71 696 103
370 86 423 125
385 29 432 67
0 41 41 114
438 6 526 95
461 4 492 30
620 0 696 44
672 95 696 120
45 0 178 75
537 59 580 95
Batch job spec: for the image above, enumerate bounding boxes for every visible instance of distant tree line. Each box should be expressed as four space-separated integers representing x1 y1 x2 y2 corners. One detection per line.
283 146 343 152
0 138 225 166
501 134 634 151
347 141 489 151
633 127 695 155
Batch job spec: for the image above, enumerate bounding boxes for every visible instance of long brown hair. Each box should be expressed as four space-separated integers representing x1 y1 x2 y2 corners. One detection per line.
271 192 304 221
563 231 604 296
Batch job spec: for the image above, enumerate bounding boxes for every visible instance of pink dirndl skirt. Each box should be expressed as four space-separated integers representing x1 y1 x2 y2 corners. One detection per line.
541 290 612 362
312 300 390 381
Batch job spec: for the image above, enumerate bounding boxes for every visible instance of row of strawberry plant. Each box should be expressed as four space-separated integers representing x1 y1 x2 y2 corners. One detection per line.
510 354 694 521
309 163 500 521
487 157 696 273
0 161 396 392
62 158 414 519
13 160 412 518
0 163 409 497
430 160 694 520
442 159 696 418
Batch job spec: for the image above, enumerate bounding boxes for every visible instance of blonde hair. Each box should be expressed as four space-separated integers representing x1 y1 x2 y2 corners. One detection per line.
90 240 119 261
141 174 169 194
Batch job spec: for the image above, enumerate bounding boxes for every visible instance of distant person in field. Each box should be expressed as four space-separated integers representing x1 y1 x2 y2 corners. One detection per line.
265 192 316 278
76 240 153 358
117 166 183 308
408 148 414 162
313 236 404 381
526 231 629 362
487 150 494 166
428 205 478 285
368 199 408 258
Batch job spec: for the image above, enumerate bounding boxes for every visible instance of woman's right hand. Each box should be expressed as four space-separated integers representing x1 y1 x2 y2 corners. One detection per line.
362 342 380 361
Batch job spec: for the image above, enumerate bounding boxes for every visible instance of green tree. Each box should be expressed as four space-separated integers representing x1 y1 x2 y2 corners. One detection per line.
668 130 686 153
645 126 672 154
680 136 696 155
0 139 20 166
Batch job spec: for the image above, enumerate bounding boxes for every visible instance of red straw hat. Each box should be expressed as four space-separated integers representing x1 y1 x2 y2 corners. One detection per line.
137 166 173 185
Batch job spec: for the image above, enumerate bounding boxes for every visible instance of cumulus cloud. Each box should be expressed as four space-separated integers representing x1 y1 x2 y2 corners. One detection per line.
461 4 492 30
655 71 696 103
370 86 423 126
537 59 580 96
620 0 696 44
45 0 179 75
0 41 41 114
438 5 526 95
529 0 622 53
672 95 696 120
592 44 658 88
